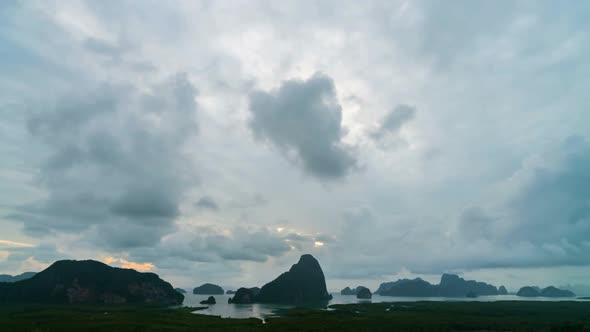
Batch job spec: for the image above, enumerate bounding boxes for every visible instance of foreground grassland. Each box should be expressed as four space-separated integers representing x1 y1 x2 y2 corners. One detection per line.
0 301 589 332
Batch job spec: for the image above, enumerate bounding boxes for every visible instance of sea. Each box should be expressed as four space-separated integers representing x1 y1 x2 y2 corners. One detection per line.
184 293 590 320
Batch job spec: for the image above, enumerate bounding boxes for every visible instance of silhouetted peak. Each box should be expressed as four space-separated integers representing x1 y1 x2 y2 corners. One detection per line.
292 254 320 269
440 273 462 285
255 254 332 303
0 259 182 305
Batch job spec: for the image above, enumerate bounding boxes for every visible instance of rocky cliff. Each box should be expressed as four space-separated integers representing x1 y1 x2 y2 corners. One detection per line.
255 254 332 304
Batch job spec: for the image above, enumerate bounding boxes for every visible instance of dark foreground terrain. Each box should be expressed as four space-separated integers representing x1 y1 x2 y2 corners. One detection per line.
0 301 589 332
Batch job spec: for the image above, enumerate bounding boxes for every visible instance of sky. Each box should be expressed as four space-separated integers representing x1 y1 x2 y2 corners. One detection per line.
1 0 589 294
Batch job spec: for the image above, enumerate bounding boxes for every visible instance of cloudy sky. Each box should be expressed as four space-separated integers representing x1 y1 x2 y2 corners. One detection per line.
1 0 589 293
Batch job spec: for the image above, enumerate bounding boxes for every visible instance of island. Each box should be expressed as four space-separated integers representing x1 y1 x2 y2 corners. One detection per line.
193 283 224 295
375 274 502 297
340 286 372 297
229 287 259 304
375 273 506 297
255 254 333 304
0 260 183 305
341 286 356 295
0 272 36 283
517 286 575 298
199 296 216 305
356 286 372 299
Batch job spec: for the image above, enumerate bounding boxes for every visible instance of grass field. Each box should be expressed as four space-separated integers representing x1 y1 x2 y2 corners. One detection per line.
0 301 589 331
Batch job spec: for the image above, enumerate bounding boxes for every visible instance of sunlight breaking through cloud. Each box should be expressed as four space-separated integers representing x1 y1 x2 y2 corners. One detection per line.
102 257 155 272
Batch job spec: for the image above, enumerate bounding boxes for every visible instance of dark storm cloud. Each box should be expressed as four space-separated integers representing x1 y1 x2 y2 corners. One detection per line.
8 73 199 249
506 135 590 246
370 104 416 140
111 187 179 219
248 73 356 179
444 136 590 269
92 222 176 249
323 145 590 278
195 196 219 211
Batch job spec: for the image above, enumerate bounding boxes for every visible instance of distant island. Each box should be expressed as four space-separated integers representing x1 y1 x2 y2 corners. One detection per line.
0 260 183 305
517 286 575 298
0 272 36 283
375 273 508 297
193 283 224 295
175 288 187 294
340 286 372 297
341 286 356 295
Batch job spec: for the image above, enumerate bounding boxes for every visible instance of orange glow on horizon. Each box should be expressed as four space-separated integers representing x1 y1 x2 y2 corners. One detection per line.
102 257 155 272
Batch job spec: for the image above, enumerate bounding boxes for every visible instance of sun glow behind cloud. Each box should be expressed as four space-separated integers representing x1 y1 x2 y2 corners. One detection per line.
102 257 155 272
0 250 11 261
0 240 35 248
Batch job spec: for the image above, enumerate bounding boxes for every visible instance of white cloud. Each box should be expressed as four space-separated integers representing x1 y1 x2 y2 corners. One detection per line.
1 0 589 289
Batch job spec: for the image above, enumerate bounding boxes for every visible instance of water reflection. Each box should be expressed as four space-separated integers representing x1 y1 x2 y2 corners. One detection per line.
185 293 590 320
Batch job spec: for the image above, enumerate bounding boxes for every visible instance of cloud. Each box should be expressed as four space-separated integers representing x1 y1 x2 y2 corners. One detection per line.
2 0 589 290
102 257 155 272
0 251 10 261
248 73 357 179
111 187 179 218
456 207 494 240
319 146 590 277
502 135 590 247
436 136 590 270
8 73 199 249
195 196 219 211
370 104 416 140
129 225 327 268
170 226 293 263
0 240 35 248
0 243 66 274
228 194 267 209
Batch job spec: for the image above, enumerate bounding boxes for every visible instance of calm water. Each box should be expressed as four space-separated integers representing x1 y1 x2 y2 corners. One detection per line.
185 293 590 320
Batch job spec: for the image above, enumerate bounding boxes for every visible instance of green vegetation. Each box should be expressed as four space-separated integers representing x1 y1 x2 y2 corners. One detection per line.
1 301 589 331
0 304 261 332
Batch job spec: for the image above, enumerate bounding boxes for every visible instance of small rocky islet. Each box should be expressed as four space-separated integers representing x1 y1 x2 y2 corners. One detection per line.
356 286 372 299
199 296 216 305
